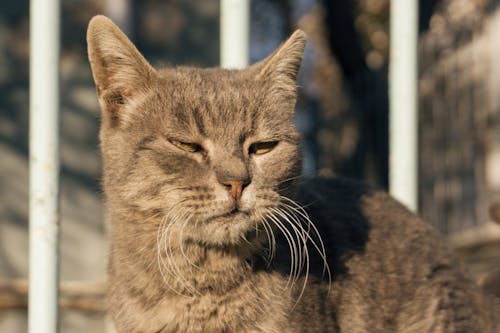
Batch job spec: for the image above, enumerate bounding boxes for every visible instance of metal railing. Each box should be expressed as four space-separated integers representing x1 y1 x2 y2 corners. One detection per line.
25 1 419 331
28 0 61 332
389 0 419 211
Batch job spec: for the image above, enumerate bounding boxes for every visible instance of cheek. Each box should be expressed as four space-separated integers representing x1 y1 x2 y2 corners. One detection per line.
154 152 204 176
239 185 257 210
250 146 300 185
121 152 215 209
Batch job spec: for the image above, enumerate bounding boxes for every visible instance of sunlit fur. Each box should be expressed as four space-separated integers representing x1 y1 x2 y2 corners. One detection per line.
88 15 499 333
88 15 319 332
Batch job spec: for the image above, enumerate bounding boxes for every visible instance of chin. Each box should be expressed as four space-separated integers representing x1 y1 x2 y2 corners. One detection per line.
189 212 261 246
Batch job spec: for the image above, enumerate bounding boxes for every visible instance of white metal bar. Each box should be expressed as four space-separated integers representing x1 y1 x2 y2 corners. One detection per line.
389 0 419 211
220 0 250 69
104 0 132 36
29 0 61 332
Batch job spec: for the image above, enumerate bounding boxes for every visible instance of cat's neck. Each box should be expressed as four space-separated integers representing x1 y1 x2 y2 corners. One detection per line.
106 209 292 332
108 209 259 296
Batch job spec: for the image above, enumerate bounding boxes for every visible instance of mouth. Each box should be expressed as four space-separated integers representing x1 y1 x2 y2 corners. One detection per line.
211 209 249 224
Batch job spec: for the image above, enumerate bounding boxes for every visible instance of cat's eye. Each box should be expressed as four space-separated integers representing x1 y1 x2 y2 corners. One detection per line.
169 139 203 153
249 141 279 155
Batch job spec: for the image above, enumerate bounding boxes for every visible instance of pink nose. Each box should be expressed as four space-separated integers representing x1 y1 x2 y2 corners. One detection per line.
222 180 245 202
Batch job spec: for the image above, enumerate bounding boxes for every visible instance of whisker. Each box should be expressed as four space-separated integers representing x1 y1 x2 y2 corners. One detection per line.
271 207 310 297
266 211 306 291
160 211 184 288
178 213 201 270
274 206 311 309
157 213 187 297
156 201 200 297
270 207 306 284
260 219 276 267
276 174 306 185
165 209 200 296
272 207 308 273
279 196 332 293
265 212 297 290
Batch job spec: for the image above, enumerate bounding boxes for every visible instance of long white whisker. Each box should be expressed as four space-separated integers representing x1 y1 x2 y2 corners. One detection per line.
156 201 200 296
280 198 329 263
178 213 201 270
270 207 305 284
272 207 307 274
161 210 185 287
283 203 330 280
265 212 297 290
271 207 310 299
166 210 200 296
274 206 311 308
277 174 306 185
266 211 304 290
279 196 332 293
157 211 188 297
260 219 276 267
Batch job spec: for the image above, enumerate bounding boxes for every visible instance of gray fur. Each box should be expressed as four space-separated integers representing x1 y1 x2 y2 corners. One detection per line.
87 15 499 333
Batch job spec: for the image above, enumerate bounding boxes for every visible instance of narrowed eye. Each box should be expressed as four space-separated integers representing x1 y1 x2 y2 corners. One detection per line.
169 139 203 153
249 141 279 155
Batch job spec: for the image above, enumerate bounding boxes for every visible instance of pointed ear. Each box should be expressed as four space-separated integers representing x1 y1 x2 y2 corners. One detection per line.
251 29 306 94
87 15 156 128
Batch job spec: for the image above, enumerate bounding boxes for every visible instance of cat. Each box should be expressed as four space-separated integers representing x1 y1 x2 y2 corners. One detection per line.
87 15 499 333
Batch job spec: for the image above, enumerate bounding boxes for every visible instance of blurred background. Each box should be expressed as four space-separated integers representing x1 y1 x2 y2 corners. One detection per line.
1 0 500 331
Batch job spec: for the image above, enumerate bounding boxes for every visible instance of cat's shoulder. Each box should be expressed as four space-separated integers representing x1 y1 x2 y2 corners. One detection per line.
297 175 415 224
296 175 460 284
296 175 441 250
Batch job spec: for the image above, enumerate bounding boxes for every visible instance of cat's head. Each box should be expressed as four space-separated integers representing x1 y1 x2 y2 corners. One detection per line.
87 16 306 246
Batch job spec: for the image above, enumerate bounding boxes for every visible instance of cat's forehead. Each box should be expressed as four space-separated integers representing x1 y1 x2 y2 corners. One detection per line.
151 67 289 140
87 16 305 134
158 67 260 98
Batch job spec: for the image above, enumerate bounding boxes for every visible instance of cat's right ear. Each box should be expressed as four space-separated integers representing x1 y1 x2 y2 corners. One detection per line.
248 30 306 114
87 15 157 128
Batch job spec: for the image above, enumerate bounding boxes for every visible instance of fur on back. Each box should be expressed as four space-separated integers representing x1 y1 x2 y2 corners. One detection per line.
87 15 499 333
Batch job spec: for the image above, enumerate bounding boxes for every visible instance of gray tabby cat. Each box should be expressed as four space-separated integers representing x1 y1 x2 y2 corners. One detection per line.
87 15 499 333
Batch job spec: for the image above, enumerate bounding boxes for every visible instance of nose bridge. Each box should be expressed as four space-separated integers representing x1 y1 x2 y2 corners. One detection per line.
213 149 249 183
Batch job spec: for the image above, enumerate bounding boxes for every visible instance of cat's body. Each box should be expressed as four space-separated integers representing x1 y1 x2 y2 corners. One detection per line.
106 177 499 333
87 16 499 333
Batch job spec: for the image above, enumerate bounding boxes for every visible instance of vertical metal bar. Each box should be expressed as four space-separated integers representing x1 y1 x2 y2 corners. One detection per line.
29 0 61 332
104 0 132 36
389 0 419 211
220 0 250 69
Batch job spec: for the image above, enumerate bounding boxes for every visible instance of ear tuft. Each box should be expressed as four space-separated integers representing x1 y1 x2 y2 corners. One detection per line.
87 15 156 128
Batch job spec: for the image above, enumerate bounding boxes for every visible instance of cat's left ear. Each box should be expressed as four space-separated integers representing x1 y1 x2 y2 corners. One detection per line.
251 29 306 93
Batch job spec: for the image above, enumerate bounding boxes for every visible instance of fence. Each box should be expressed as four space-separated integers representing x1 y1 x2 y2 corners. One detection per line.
2 0 499 332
